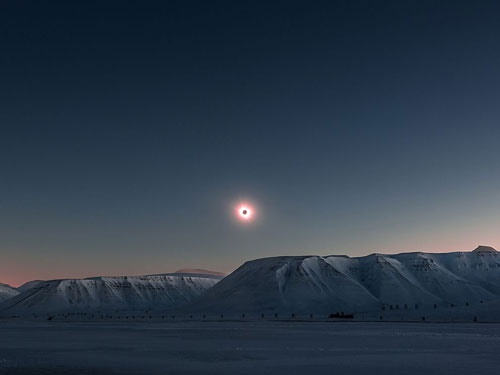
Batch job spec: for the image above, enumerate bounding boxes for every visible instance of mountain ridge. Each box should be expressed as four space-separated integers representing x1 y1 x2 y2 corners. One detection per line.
2 247 500 319
189 247 500 315
0 272 223 315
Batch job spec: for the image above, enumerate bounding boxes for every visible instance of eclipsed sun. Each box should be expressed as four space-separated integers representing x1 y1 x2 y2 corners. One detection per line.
235 204 255 222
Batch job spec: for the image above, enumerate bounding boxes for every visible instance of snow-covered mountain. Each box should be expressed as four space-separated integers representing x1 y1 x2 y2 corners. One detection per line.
3 247 500 319
0 272 223 315
0 283 19 303
191 246 500 315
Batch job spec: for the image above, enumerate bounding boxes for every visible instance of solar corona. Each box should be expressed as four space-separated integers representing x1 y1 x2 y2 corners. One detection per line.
236 203 254 222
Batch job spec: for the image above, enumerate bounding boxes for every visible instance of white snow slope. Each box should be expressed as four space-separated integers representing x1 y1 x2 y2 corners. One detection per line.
0 273 223 315
0 283 19 303
191 246 500 315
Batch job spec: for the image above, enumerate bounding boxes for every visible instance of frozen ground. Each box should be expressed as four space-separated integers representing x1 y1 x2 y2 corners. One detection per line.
0 321 499 374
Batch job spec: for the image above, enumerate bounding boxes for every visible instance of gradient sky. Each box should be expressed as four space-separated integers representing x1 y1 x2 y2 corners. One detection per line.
2 1 500 286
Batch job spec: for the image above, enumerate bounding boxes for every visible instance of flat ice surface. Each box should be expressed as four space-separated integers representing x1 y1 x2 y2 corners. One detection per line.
1 321 499 374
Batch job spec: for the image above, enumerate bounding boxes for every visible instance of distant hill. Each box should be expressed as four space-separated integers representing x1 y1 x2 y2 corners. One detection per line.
175 269 227 277
0 272 223 315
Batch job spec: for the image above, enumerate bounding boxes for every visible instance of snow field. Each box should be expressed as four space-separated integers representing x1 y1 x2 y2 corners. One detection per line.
0 321 499 374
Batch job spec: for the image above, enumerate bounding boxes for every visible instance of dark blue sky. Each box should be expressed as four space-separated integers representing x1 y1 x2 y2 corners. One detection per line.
2 1 500 285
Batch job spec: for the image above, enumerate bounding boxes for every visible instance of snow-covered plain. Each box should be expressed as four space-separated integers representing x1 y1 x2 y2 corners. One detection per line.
0 321 499 374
